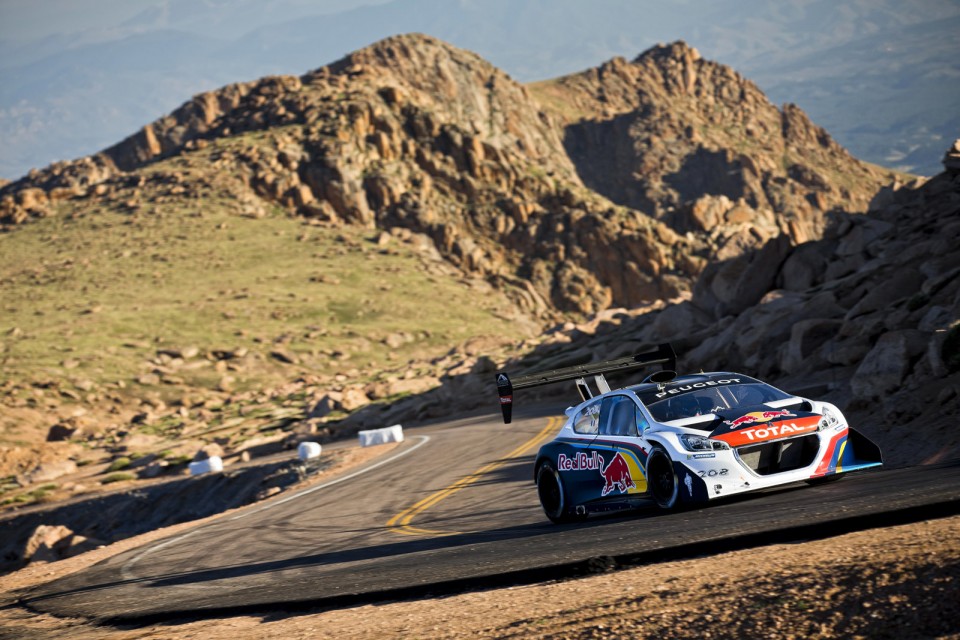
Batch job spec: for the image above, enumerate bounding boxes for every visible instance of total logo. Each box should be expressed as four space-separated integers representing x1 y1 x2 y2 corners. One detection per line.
738 422 817 442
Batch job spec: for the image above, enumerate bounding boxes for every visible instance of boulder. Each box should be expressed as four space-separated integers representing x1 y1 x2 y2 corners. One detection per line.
844 268 925 320
270 349 300 364
823 338 873 367
648 301 711 339
29 460 77 483
309 392 343 417
778 241 833 291
340 386 370 411
834 218 893 257
22 524 73 563
682 194 731 232
708 235 792 315
779 319 843 374
46 423 80 442
851 330 930 400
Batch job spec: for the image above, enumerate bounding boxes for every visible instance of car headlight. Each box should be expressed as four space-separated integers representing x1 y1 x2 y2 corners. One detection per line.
819 406 841 431
679 434 729 451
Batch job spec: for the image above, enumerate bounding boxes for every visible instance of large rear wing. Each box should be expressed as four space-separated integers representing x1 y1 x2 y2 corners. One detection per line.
494 343 677 424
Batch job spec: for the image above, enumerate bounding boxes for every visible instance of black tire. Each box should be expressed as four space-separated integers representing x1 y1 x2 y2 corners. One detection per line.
536 462 582 524
805 473 844 486
647 446 679 510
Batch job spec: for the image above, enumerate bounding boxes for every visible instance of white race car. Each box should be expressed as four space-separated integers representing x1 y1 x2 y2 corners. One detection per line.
495 344 882 523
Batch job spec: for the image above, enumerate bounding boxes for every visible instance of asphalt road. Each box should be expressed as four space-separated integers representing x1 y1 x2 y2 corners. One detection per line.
21 411 960 622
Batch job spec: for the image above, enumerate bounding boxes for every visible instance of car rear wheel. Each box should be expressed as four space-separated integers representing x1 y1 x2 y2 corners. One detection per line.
647 447 679 510
537 461 582 524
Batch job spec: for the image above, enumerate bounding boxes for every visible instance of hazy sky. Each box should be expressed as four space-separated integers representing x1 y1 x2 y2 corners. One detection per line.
0 0 389 41
0 0 956 179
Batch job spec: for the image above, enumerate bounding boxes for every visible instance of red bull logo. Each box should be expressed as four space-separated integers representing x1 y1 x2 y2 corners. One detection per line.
600 452 636 497
558 451 603 471
724 410 793 428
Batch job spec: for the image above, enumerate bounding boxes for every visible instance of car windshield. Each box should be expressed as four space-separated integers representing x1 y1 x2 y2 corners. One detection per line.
643 382 793 423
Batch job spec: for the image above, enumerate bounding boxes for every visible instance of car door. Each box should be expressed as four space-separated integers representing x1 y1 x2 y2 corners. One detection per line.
553 399 603 502
588 394 649 498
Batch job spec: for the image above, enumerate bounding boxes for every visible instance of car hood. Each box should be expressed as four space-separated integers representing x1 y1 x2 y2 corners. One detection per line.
709 406 823 447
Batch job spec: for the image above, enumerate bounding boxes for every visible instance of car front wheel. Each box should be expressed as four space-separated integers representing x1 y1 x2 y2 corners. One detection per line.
647 447 679 510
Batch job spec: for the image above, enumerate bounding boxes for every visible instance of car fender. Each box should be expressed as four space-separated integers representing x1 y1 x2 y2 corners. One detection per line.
644 431 711 503
643 430 685 456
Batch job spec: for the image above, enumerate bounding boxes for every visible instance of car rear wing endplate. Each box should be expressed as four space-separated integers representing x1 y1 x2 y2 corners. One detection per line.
494 343 677 423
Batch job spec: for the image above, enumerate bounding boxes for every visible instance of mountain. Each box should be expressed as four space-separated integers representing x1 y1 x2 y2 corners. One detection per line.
1 35 895 317
1 0 956 179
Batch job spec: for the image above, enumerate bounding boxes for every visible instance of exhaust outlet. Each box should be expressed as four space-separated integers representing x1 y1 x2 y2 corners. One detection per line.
575 505 587 516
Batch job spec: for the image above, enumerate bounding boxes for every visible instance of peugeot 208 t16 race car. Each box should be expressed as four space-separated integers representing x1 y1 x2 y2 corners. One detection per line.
495 344 882 523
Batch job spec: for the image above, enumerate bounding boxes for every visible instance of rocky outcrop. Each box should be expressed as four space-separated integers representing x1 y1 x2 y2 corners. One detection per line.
944 139 960 176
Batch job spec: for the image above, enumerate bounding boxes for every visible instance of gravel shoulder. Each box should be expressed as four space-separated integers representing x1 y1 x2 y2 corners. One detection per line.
1 508 957 639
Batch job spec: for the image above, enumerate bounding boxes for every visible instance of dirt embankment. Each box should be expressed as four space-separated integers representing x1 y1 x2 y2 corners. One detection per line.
1 513 957 639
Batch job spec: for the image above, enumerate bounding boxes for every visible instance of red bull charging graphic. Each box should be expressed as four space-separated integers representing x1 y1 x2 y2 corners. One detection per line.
600 452 636 496
724 409 793 428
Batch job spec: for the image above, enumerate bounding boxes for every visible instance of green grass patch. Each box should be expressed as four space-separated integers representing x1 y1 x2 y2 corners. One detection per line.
1 483 59 506
106 457 131 472
101 472 136 484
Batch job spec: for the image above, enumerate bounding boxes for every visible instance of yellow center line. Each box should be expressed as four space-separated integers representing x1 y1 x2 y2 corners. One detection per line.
386 416 560 537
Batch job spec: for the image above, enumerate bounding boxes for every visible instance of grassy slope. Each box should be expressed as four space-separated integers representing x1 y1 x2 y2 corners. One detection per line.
0 140 530 449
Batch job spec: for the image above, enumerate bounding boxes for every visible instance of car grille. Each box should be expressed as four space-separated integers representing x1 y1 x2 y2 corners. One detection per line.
735 434 820 475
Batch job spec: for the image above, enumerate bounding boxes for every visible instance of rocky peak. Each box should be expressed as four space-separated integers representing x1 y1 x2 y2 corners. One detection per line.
531 40 896 281
312 33 577 181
